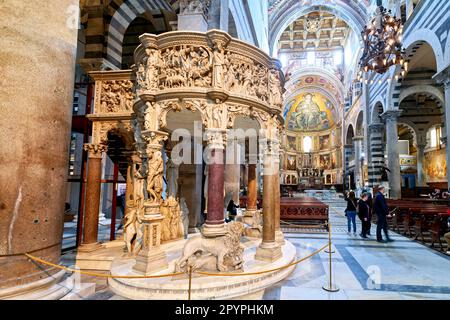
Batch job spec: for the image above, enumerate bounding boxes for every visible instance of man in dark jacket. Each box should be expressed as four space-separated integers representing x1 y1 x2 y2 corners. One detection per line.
373 186 394 243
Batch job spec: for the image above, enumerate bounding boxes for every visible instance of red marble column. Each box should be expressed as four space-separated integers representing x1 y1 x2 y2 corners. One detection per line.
247 164 258 212
256 138 282 262
203 148 226 237
79 144 107 252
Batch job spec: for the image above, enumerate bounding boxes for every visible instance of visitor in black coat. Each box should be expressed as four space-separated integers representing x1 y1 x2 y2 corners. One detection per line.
358 193 370 239
373 186 393 243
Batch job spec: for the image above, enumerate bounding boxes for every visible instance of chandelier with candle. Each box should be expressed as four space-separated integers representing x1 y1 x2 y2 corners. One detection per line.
357 6 406 80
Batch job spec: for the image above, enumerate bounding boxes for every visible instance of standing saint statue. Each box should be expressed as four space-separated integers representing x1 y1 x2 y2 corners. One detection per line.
146 150 164 204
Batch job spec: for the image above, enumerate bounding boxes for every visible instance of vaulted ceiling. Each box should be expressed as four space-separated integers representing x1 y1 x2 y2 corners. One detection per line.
277 11 351 53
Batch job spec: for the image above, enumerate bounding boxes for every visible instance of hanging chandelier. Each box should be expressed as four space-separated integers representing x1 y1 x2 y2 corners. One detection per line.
357 5 406 79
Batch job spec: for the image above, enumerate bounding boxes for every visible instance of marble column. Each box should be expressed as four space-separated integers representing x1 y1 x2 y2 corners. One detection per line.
225 139 241 205
434 69 450 187
368 124 385 188
353 136 364 189
256 139 282 262
0 0 78 295
382 110 402 199
203 130 227 237
79 144 108 252
344 144 353 190
416 143 427 187
406 0 414 19
245 164 258 215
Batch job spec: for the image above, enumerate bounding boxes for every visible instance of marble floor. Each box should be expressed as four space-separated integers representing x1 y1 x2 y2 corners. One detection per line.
63 196 450 300
264 197 450 300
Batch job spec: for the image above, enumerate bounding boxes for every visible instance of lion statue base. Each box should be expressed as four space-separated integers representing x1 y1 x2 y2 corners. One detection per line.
175 222 245 273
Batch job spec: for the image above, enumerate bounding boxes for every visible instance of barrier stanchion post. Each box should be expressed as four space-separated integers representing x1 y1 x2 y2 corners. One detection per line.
324 221 335 253
322 223 339 292
188 266 193 300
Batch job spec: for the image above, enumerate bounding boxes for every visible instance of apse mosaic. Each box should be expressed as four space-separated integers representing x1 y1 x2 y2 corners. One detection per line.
285 92 335 132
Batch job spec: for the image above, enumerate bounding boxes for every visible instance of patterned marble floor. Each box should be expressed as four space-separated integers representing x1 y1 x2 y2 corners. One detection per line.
264 197 450 300
66 196 450 300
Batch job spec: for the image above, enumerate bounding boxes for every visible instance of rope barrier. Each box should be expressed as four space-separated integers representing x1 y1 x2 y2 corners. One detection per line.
25 243 328 279
24 253 185 279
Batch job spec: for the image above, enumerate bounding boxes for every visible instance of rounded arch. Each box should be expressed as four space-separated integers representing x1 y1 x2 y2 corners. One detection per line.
106 0 173 68
269 0 366 57
397 121 418 147
346 124 355 145
445 30 450 70
371 101 385 124
403 29 445 72
355 110 364 136
399 85 445 107
387 38 441 112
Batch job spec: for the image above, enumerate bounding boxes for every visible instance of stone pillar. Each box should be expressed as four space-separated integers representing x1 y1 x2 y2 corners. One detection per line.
382 110 402 199
245 164 258 216
406 0 414 19
256 138 282 262
416 143 426 187
166 158 180 198
353 136 364 189
344 144 353 190
0 0 78 296
368 124 385 188
225 139 241 205
274 162 284 245
79 144 108 252
178 0 210 32
203 129 227 237
133 131 169 274
434 68 450 188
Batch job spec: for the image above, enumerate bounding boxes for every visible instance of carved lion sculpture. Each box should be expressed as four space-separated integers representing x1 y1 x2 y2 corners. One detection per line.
175 222 245 273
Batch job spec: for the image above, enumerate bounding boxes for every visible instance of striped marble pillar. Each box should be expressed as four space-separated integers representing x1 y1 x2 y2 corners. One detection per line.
368 123 385 189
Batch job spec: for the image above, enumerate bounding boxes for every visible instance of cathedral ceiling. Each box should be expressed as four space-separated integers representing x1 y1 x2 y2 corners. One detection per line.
277 11 350 52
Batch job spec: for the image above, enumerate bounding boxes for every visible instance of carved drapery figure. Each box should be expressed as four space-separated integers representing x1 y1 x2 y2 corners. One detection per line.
212 42 225 88
160 196 184 242
204 99 229 129
99 80 133 113
146 150 164 204
159 45 212 89
144 102 161 132
269 69 283 109
124 161 146 255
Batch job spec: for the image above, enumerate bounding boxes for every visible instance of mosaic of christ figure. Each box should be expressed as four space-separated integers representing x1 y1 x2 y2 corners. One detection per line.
290 93 330 131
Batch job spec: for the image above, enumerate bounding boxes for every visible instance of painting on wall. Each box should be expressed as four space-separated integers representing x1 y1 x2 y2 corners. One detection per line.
319 135 330 150
424 149 447 183
287 136 297 150
286 92 335 132
320 154 331 170
287 155 297 170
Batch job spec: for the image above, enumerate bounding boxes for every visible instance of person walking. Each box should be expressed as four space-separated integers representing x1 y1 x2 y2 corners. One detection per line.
358 193 370 239
344 191 358 236
365 190 374 236
373 185 394 243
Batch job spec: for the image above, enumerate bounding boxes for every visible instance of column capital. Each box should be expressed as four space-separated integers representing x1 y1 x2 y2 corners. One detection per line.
142 130 169 152
433 66 450 89
84 143 108 159
205 128 227 150
381 110 402 122
415 143 427 151
369 123 385 134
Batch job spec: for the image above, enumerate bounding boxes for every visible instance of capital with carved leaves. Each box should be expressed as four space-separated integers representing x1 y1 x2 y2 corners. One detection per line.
84 143 108 159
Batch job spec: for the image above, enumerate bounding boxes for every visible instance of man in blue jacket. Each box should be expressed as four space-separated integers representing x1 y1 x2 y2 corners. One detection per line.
373 186 394 243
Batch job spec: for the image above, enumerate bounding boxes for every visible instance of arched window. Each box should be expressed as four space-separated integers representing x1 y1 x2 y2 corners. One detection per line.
303 136 313 153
